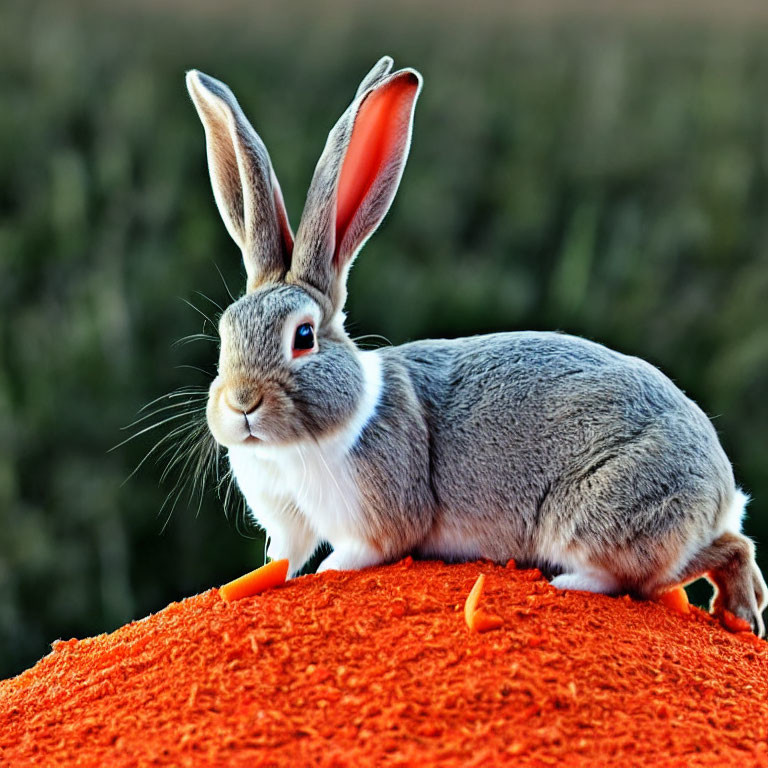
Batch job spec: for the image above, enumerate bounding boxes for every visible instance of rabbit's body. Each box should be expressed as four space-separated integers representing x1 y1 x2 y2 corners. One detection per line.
230 330 739 599
186 56 767 634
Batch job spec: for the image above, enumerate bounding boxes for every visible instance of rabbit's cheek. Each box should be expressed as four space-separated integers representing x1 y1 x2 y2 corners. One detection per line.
255 390 302 444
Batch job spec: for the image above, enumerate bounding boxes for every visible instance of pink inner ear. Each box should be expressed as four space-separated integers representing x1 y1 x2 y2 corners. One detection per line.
272 175 294 260
334 74 419 268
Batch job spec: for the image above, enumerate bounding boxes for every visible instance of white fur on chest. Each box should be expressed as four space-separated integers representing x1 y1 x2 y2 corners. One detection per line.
227 351 383 545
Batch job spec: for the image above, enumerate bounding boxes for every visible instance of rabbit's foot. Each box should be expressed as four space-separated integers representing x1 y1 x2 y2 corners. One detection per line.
677 531 766 637
549 570 620 595
265 520 319 578
317 540 385 573
709 537 766 637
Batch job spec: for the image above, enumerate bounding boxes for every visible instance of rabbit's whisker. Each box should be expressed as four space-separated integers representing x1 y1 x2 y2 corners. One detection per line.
112 409 206 452
220 463 258 539
180 297 220 332
189 431 217 521
122 398 207 431
295 443 310 508
158 424 214 532
214 262 238 304
172 333 219 348
311 436 356 523
174 364 215 377
195 290 225 315
158 423 208 483
136 387 209 415
120 415 205 487
351 333 392 348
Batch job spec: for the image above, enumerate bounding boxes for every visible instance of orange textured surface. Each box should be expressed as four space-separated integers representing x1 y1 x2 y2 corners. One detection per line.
2 559 768 767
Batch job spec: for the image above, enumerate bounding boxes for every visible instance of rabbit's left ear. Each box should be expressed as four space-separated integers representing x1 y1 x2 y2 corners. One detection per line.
289 57 422 315
186 70 294 291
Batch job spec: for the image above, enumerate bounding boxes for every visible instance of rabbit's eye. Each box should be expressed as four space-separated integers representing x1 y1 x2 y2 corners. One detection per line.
292 323 315 356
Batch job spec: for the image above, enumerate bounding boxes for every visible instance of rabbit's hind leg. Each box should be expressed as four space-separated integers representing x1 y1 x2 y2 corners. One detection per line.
549 569 620 595
677 532 766 637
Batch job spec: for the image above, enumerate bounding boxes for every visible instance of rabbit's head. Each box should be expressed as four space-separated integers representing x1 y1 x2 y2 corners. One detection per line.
186 58 421 447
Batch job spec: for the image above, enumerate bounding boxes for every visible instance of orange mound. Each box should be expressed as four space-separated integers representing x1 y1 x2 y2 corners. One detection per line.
2 560 768 767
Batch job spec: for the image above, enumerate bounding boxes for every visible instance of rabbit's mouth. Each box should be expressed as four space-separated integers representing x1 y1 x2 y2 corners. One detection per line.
207 375 261 447
207 375 303 447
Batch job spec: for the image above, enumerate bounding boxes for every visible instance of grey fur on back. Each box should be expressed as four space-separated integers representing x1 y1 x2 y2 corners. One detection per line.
389 332 734 592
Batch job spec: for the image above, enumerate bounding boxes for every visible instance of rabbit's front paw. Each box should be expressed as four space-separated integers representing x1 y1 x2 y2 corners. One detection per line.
266 536 318 578
317 540 385 573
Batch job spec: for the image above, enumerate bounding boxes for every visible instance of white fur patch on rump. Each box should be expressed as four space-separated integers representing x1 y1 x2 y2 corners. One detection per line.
720 487 749 536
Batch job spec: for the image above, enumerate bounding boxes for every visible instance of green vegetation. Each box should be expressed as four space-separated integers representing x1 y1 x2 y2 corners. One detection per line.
2 0 768 677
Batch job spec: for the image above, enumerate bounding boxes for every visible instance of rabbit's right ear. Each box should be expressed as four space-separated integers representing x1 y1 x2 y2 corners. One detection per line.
288 57 421 317
186 70 293 291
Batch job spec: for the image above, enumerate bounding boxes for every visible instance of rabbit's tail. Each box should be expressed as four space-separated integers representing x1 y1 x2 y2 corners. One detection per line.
719 487 749 537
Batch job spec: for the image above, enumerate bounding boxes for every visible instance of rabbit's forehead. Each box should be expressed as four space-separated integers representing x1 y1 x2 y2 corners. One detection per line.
226 285 312 321
220 284 318 350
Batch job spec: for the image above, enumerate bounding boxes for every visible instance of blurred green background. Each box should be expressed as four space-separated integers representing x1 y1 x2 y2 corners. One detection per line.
2 0 768 678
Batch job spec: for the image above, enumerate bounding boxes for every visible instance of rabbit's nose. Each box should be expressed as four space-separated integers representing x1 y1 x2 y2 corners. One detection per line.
224 388 263 415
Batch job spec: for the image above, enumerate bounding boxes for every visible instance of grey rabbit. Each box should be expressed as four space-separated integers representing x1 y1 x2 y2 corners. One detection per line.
186 56 767 635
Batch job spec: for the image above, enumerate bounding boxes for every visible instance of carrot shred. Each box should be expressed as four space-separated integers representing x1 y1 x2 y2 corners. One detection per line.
471 609 504 633
658 586 690 615
219 559 289 603
464 574 503 632
464 574 486 628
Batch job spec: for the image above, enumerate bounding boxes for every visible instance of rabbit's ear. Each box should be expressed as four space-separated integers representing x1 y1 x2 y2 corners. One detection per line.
186 70 293 291
354 55 394 97
289 58 421 315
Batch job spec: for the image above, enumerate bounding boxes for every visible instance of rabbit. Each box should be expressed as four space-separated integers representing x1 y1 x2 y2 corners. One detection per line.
186 56 767 635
